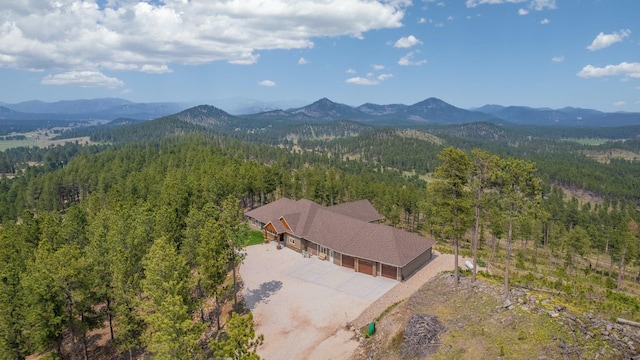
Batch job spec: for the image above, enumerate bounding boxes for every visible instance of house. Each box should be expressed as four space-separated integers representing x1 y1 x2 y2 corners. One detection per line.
245 198 436 281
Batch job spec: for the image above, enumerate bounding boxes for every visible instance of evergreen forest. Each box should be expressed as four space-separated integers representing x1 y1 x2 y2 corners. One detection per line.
1 108 640 359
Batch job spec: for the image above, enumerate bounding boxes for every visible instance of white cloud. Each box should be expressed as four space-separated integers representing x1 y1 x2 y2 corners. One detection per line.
466 0 555 10
587 29 631 51
577 62 640 79
551 55 564 62
466 0 525 8
518 8 529 15
418 17 426 23
140 64 172 74
398 51 427 66
298 57 308 65
345 71 393 85
447 15 454 20
346 77 378 86
0 0 408 79
229 54 261 65
258 80 276 87
613 101 626 106
437 2 445 6
41 71 124 88
373 64 385 70
530 0 556 10
540 18 550 24
394 35 422 48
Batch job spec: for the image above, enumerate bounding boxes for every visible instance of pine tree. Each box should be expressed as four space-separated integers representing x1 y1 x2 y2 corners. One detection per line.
210 312 264 360
428 147 473 287
491 157 542 299
141 237 202 360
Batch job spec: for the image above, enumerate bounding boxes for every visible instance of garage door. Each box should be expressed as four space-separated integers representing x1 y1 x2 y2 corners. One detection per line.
342 255 354 269
357 260 374 276
381 264 397 280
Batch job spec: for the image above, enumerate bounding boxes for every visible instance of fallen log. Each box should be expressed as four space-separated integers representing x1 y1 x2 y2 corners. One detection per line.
616 318 640 328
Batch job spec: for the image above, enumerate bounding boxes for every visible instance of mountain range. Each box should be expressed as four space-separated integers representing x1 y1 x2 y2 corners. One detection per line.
2 97 640 127
0 98 190 121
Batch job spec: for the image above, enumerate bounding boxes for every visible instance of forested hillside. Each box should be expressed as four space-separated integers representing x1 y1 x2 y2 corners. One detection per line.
1 109 640 359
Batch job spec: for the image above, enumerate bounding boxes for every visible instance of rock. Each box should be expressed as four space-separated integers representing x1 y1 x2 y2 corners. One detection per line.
541 298 551 305
503 299 513 309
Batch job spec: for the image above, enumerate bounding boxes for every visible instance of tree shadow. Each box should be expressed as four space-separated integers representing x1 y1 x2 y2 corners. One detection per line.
243 280 283 310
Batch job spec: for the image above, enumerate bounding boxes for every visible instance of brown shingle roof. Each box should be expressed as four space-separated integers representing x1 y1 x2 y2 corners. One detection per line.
245 198 435 267
327 199 382 222
245 198 297 224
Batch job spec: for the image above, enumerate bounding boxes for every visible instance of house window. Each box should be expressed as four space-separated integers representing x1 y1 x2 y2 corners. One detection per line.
289 237 295 244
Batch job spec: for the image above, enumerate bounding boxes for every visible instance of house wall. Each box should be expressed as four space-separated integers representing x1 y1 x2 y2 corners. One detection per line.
333 252 342 266
247 217 263 231
401 248 432 280
304 240 318 256
285 233 303 252
265 231 277 242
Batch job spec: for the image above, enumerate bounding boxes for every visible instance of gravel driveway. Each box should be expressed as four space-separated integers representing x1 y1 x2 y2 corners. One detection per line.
240 242 469 360
239 241 397 360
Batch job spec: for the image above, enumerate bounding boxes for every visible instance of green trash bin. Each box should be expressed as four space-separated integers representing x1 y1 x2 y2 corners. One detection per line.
368 322 376 336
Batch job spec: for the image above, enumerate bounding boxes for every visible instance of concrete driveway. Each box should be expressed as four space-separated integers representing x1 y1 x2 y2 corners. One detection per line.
239 241 397 360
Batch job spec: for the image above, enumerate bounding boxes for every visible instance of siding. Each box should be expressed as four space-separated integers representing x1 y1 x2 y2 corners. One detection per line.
401 248 432 280
286 234 303 252
305 241 318 255
333 252 341 266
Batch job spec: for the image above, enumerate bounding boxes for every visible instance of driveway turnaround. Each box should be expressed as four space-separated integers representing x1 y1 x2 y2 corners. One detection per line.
239 241 397 360
288 260 395 300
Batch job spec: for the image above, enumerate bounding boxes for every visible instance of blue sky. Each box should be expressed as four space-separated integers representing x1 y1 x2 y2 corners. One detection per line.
1 0 639 112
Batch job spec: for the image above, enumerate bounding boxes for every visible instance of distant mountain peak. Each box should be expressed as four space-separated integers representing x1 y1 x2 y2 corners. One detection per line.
289 98 365 121
175 104 240 127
